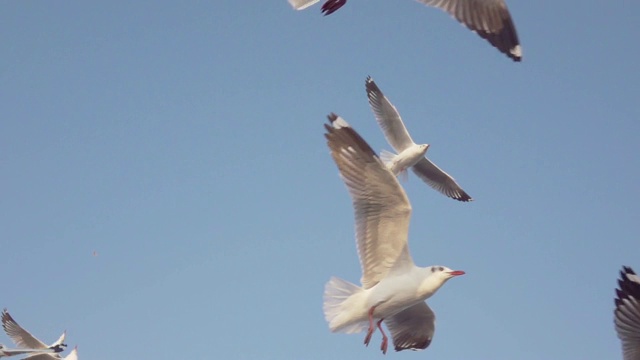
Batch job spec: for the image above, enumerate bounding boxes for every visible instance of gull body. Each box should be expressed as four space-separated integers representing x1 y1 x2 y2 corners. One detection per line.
323 113 464 353
1 309 66 360
382 144 429 176
615 266 640 360
366 76 472 202
288 0 522 61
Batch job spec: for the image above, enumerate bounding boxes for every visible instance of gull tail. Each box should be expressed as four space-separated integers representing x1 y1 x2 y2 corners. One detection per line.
380 150 408 181
323 277 367 334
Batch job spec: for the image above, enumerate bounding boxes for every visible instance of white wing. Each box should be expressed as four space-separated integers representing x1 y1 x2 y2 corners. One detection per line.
416 0 521 61
412 158 472 201
1 310 48 349
288 0 320 10
615 266 640 360
0 347 55 357
63 347 78 360
385 302 436 352
365 76 416 151
325 113 415 289
1 309 63 360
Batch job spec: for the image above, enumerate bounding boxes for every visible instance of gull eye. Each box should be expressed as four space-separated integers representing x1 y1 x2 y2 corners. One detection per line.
438 266 443 271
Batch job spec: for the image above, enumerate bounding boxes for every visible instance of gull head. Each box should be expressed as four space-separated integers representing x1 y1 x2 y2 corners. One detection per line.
429 265 465 281
418 265 465 298
417 143 430 155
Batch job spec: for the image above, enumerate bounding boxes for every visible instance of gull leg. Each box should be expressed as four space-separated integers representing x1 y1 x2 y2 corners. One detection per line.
377 319 388 354
363 306 376 347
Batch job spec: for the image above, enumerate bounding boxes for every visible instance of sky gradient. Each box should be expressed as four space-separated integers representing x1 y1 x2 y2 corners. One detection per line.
1 1 639 359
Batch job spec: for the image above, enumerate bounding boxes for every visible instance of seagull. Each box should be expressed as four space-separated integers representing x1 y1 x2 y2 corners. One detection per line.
287 0 522 61
365 76 472 202
0 344 57 358
323 113 465 354
1 309 67 360
615 266 640 360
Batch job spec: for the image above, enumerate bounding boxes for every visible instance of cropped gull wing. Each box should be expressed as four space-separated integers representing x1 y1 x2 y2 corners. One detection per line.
287 0 320 10
325 113 415 289
412 158 472 202
416 0 522 61
365 76 416 151
1 309 63 360
1 310 48 349
385 302 436 352
64 347 78 360
615 266 640 360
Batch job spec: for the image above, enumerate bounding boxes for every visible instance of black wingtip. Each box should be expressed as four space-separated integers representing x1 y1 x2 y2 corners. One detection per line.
321 0 347 15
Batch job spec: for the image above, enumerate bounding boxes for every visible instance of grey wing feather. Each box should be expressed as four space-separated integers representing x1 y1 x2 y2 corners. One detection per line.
385 302 436 352
615 266 640 360
325 113 415 289
411 158 472 201
416 0 521 61
1 310 48 349
365 76 415 151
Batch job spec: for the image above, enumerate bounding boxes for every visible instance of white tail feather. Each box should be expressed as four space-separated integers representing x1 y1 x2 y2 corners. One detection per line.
323 277 366 333
379 149 408 181
379 149 396 168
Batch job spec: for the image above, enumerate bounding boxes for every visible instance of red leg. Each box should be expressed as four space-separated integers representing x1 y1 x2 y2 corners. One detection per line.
377 319 388 354
363 306 376 347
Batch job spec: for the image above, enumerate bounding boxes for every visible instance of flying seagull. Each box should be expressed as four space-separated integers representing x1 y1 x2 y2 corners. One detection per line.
323 113 465 354
365 76 472 202
1 309 67 360
615 266 640 360
0 344 59 358
287 0 522 61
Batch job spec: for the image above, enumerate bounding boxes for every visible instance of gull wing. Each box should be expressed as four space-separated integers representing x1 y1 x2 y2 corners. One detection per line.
411 157 472 201
385 302 436 352
287 0 320 10
365 76 416 152
1 309 62 360
615 266 640 360
416 0 522 61
325 113 415 289
64 347 78 360
0 347 55 357
1 310 48 349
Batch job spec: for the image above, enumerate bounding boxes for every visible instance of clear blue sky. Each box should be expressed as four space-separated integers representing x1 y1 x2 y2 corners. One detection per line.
1 1 638 359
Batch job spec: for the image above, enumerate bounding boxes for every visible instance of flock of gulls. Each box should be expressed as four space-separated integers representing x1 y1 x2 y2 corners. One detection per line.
2 2 634 359
285 0 640 358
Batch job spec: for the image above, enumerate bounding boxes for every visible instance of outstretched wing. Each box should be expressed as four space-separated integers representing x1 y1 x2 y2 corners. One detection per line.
385 302 436 352
615 266 640 360
366 76 416 152
1 309 48 349
287 0 320 10
412 158 472 201
416 0 521 61
325 113 415 289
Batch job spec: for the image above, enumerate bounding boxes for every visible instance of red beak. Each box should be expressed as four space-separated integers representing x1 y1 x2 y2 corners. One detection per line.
448 270 465 276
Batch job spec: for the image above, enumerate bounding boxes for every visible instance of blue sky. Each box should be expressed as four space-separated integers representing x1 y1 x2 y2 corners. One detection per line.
1 1 638 359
